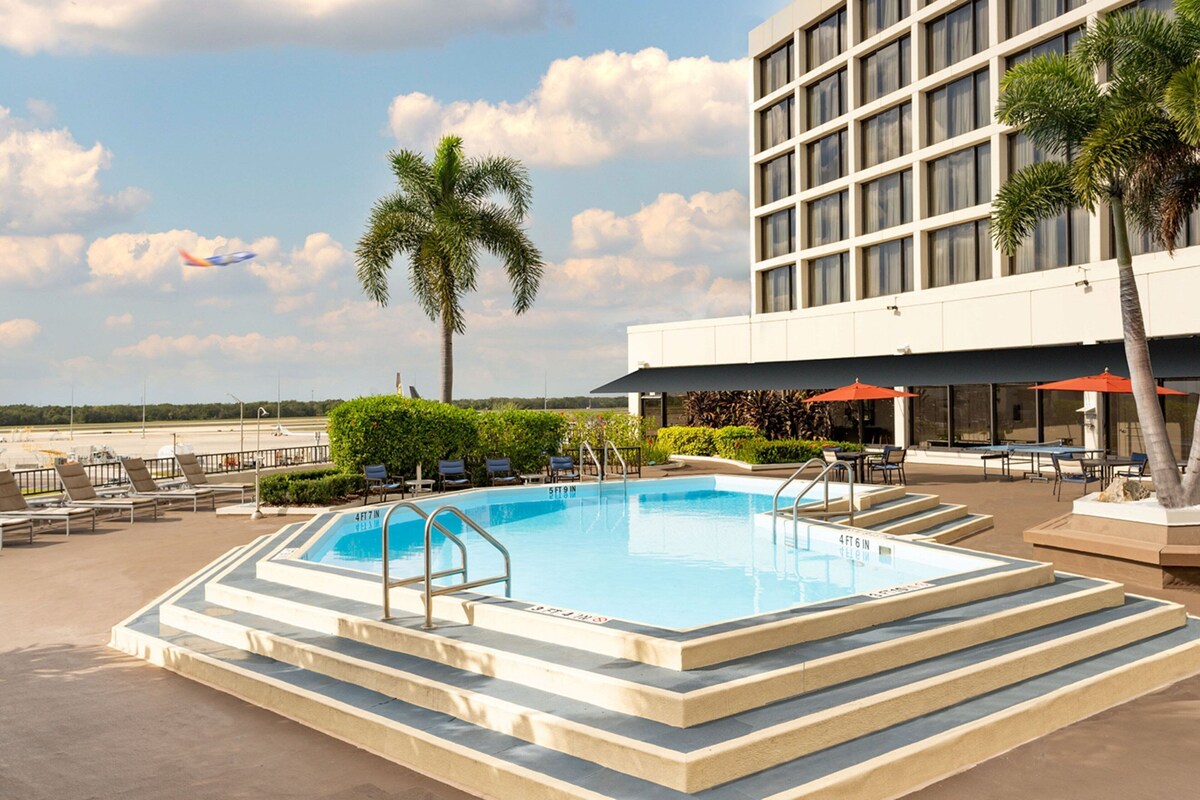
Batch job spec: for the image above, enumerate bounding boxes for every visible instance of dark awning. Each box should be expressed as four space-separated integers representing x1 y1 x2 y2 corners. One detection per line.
591 336 1200 394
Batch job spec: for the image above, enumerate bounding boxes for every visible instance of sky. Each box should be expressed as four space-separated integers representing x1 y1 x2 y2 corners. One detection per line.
0 0 779 405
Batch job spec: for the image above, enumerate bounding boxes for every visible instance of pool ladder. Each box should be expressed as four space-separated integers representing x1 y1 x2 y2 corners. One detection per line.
771 458 856 542
379 501 511 631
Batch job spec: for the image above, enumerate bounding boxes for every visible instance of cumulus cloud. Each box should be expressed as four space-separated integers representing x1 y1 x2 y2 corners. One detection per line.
388 48 749 166
248 231 349 299
571 190 747 259
0 317 41 346
0 106 148 233
104 312 134 329
114 332 305 362
0 0 571 55
0 233 86 287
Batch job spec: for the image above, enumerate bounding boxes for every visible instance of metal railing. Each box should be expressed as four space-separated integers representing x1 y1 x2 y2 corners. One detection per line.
9 445 330 495
771 458 856 540
421 506 511 631
380 501 469 620
579 446 642 479
579 441 603 493
603 440 628 495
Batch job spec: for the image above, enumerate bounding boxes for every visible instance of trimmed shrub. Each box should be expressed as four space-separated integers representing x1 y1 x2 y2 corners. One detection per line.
817 440 865 453
713 426 761 460
656 426 716 456
559 411 648 452
475 409 568 476
259 469 364 506
328 395 478 477
745 439 825 465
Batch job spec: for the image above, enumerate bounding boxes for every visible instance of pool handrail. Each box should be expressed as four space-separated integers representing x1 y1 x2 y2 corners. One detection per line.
580 441 603 495
380 500 469 620
422 505 512 631
603 440 628 495
771 459 856 540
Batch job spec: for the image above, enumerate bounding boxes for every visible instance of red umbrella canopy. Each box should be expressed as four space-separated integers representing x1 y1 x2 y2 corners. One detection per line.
803 380 919 403
1030 369 1186 396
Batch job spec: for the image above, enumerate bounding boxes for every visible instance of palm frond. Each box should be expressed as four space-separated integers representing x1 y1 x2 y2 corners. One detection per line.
355 193 429 305
997 54 1102 154
990 161 1077 255
476 206 544 314
432 135 465 203
459 155 534 220
1073 9 1190 84
388 149 437 206
1165 61 1200 146
1073 104 1175 203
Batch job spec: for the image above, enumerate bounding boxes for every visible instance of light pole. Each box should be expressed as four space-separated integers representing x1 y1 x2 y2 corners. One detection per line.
227 393 245 453
251 406 269 520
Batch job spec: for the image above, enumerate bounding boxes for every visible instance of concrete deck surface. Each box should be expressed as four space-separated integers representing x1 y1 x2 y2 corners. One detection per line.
2 462 1198 799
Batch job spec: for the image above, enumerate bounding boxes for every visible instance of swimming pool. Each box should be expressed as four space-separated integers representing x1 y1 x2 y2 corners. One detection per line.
302 476 992 629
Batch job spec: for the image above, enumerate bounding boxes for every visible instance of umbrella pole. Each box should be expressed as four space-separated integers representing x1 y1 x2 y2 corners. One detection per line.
858 400 865 445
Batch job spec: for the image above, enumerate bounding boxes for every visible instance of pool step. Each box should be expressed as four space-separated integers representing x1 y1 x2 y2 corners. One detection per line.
112 592 1200 799
823 493 939 528
911 512 995 544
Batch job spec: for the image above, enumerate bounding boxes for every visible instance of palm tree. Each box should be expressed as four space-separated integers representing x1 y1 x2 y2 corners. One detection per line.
356 135 544 403
991 1 1200 507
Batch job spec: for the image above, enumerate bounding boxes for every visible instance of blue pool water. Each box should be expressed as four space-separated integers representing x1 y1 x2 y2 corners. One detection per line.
303 477 988 629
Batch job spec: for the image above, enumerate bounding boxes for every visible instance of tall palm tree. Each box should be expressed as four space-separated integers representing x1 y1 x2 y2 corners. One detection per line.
991 1 1200 508
356 135 544 403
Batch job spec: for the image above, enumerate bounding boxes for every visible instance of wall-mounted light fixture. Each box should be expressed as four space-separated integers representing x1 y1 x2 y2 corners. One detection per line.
637 360 650 369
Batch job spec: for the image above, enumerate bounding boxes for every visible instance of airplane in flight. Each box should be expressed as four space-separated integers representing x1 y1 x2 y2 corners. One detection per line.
179 249 257 268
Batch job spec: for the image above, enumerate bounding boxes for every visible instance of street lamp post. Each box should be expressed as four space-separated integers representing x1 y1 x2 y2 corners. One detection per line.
227 393 245 454
251 406 269 520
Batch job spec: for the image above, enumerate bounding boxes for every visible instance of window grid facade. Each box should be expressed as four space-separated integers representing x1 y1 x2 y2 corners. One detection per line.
750 0 1200 316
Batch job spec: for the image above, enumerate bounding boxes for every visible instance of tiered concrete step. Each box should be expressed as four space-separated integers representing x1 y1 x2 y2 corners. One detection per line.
111 521 1200 798
815 487 993 543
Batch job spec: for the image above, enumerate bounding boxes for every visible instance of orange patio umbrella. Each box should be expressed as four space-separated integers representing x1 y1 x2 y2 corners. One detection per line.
804 380 918 443
1029 368 1186 396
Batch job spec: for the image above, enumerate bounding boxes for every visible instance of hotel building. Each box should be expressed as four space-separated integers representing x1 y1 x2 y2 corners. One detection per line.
598 0 1200 461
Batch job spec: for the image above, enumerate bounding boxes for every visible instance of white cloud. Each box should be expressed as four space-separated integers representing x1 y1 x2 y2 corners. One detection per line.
0 0 571 55
0 317 41 346
104 312 134 329
0 233 85 287
0 106 148 233
571 190 748 259
114 332 305 363
388 48 749 166
248 231 349 298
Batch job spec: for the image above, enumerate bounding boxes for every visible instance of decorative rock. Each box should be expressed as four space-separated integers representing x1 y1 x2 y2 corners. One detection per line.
1097 475 1152 503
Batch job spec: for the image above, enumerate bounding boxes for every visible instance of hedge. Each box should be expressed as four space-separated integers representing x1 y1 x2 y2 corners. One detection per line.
259 469 365 506
655 426 716 456
745 440 825 465
328 396 478 478
713 426 762 460
476 409 568 477
560 411 649 453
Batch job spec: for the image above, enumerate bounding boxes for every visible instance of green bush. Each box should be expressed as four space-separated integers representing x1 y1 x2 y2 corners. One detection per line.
713 426 762 460
259 469 365 506
327 395 478 477
559 411 648 451
475 409 568 477
656 426 717 456
817 440 865 452
745 439 825 465
642 441 672 465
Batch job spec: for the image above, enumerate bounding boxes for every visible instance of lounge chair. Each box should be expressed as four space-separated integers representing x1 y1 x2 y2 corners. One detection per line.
121 458 216 511
0 515 34 550
55 462 159 523
0 468 97 535
175 452 255 504
1051 454 1100 501
1117 451 1149 479
363 464 404 505
548 456 580 483
485 458 521 486
437 460 472 491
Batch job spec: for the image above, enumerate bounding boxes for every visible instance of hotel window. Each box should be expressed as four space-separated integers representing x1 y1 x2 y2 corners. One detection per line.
862 0 910 39
928 219 991 287
759 153 794 206
808 191 848 247
953 384 994 446
1122 208 1200 256
808 253 850 306
862 236 912 297
760 265 795 312
861 36 911 104
759 40 793 98
1007 0 1085 39
808 69 847 128
927 0 989 74
1006 26 1082 69
862 170 912 234
911 386 949 447
861 102 911 168
807 8 847 70
927 142 991 215
1009 131 1089 271
759 96 794 152
927 69 989 144
807 129 847 188
760 208 796 259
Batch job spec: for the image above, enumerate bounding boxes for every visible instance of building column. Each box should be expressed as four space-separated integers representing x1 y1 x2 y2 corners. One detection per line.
893 394 910 447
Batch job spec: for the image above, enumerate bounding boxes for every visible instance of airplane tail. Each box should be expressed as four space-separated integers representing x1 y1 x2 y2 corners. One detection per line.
179 249 211 267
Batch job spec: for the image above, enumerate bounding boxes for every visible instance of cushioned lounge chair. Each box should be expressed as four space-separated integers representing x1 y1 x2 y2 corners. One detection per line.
175 452 254 504
121 458 216 511
55 462 159 523
486 458 521 486
548 456 580 483
437 460 472 491
0 468 96 535
363 464 404 504
0 515 34 550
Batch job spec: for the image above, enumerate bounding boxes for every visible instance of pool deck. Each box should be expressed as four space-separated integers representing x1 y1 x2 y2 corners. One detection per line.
2 461 1198 799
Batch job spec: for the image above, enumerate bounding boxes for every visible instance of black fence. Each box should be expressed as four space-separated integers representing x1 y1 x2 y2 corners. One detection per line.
580 446 643 479
13 445 330 496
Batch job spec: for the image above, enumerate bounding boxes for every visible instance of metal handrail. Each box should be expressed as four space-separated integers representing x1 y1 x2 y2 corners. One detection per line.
603 440 628 495
380 501 469 620
770 458 856 540
422 505 511 631
580 441 603 494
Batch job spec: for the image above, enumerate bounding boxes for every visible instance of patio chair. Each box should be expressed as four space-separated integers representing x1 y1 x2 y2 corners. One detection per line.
867 446 907 485
121 458 216 511
363 464 404 505
821 446 852 479
548 456 580 483
55 462 159 523
175 452 254 504
485 458 521 486
1051 454 1100 501
0 468 96 535
437 460 472 491
1117 452 1149 479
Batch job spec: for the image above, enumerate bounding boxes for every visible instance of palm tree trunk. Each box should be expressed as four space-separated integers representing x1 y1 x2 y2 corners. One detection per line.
439 314 453 404
1111 195 1185 507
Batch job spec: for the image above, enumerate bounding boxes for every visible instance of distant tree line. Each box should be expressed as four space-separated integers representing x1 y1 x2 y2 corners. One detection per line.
451 396 626 411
